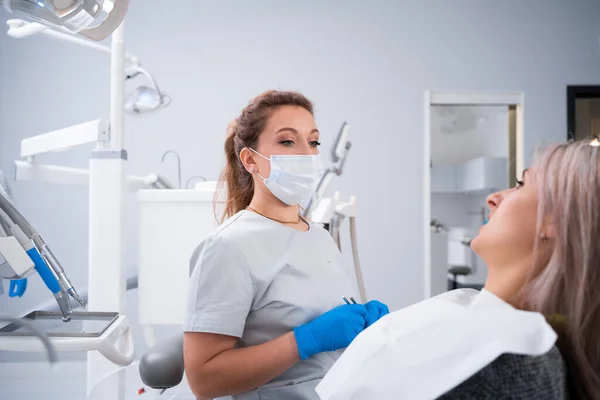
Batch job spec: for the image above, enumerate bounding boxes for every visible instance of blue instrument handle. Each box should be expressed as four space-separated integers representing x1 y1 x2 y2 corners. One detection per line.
9 278 27 297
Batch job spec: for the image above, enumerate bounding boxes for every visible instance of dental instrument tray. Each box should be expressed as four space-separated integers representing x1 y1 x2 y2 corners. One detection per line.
0 311 119 338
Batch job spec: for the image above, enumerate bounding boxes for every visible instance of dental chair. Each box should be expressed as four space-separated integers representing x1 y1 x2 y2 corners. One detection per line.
139 334 185 389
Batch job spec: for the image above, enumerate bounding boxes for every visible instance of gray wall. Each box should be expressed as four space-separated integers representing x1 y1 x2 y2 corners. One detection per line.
1 0 600 365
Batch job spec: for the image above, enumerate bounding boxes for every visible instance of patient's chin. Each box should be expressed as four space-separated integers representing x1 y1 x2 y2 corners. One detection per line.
469 234 487 259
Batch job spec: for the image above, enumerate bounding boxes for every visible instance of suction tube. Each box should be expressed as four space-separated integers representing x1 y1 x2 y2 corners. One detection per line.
0 316 57 365
332 214 342 251
349 216 367 303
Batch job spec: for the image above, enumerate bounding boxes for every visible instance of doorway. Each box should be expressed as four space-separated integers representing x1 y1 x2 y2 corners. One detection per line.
423 92 524 299
566 85 600 141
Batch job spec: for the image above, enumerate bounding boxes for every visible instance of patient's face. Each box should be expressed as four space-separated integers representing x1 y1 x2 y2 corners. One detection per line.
471 169 540 268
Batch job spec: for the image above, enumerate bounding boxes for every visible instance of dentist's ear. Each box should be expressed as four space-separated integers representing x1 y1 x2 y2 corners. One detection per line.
239 148 257 174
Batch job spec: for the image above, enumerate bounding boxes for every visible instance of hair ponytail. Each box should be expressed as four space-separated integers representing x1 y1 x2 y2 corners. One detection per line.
214 122 254 222
214 90 314 222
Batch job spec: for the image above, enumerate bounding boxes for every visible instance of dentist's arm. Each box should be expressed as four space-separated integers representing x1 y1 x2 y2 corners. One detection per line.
184 331 298 400
184 304 368 399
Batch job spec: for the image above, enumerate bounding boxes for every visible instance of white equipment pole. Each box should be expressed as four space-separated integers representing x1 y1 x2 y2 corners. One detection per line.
86 20 128 399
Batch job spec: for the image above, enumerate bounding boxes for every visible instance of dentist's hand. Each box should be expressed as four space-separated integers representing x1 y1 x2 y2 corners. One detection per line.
365 300 390 327
293 304 367 360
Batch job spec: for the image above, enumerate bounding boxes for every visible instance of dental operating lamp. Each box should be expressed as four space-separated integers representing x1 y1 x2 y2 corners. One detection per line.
2 0 129 41
125 65 172 115
5 15 170 116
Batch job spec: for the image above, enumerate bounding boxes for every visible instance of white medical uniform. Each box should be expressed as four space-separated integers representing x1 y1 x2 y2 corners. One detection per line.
184 210 358 400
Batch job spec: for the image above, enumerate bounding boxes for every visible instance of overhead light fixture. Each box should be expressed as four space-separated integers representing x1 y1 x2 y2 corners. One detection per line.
2 0 129 41
124 66 171 116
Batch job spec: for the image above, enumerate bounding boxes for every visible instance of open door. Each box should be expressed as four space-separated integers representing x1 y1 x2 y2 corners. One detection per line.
424 92 524 299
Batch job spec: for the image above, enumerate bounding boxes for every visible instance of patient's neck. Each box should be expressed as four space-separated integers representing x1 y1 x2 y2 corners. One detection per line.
483 263 529 308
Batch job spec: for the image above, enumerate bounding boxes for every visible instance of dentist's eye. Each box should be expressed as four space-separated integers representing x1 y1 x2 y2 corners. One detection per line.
280 140 294 147
309 141 321 148
516 179 524 188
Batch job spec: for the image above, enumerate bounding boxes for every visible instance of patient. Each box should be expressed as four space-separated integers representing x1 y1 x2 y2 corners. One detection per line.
318 139 600 400
441 139 600 399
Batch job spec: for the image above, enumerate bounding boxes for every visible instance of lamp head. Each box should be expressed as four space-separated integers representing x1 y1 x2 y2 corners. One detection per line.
125 86 171 116
2 0 129 41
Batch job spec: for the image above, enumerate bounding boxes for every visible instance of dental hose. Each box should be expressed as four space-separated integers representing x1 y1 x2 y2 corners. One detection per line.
332 214 342 251
349 216 367 303
0 316 57 365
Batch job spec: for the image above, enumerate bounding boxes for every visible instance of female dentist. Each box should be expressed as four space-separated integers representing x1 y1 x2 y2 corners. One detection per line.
183 90 389 400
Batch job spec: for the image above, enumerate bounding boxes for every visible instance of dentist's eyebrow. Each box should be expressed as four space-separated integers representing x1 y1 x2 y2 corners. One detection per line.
274 128 319 135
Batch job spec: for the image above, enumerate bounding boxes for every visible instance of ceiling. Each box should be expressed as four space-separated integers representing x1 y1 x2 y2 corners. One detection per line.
430 105 509 163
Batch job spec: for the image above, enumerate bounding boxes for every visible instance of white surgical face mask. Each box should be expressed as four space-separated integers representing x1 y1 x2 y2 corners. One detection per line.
249 148 324 206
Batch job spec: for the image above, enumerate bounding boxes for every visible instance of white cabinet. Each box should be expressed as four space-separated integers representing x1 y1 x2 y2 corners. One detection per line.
138 185 219 327
431 163 457 193
431 157 507 194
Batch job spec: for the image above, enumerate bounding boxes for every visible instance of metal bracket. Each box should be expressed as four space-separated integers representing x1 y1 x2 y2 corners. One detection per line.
98 120 111 142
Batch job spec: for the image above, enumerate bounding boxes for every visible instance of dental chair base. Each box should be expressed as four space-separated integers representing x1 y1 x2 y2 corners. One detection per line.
139 334 184 389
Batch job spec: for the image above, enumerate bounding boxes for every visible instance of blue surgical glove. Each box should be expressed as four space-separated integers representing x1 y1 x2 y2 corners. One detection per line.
293 304 367 360
365 300 389 327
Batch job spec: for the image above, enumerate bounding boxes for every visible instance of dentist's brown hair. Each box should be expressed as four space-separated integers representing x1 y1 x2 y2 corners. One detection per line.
215 90 314 222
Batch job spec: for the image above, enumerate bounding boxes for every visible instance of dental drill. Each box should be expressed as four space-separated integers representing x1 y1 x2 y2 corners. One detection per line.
0 191 86 321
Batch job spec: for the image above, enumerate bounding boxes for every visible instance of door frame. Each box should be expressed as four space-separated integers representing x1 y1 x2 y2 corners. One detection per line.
566 85 600 140
423 91 525 299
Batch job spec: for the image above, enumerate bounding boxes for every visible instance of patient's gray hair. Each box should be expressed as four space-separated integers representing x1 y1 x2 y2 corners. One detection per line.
521 139 600 399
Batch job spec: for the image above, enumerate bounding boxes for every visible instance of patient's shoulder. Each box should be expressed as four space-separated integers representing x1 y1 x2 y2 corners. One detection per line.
439 346 567 399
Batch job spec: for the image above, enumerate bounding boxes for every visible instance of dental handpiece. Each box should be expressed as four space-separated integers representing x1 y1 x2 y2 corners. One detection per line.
24 238 73 321
53 290 73 322
32 234 87 310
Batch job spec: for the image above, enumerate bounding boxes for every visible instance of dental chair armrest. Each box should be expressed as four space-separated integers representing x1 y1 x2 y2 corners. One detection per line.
139 334 185 389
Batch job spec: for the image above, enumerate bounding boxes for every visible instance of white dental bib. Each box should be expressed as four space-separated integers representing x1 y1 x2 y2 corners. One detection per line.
316 289 557 400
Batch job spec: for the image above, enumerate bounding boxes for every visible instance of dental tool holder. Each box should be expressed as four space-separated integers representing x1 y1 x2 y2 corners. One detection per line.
0 312 135 366
0 191 87 321
308 191 357 226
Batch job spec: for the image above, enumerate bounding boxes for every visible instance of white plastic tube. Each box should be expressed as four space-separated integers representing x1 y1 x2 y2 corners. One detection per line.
349 217 367 303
